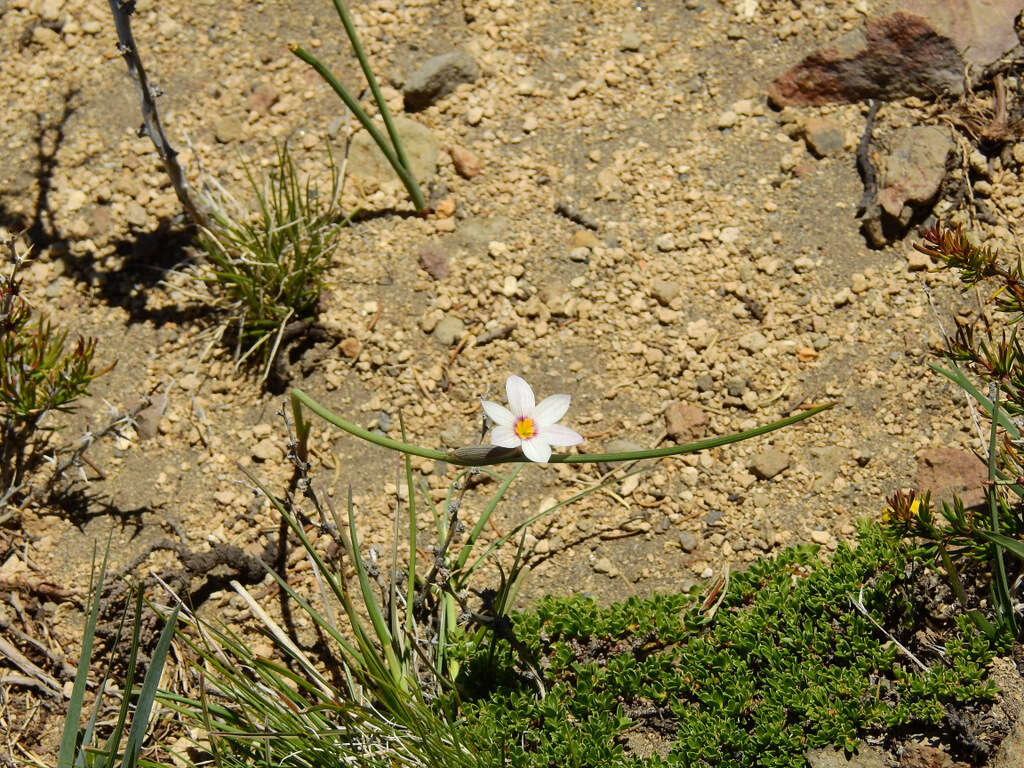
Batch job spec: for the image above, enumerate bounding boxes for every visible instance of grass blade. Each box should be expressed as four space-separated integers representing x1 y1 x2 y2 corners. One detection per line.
121 605 179 768
291 388 834 466
929 361 1021 439
57 545 109 768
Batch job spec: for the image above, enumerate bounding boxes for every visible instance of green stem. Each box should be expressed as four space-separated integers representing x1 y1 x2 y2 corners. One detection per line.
938 542 996 638
291 389 834 467
327 0 412 174
455 463 522 573
400 416 416 639
987 383 1016 634
288 45 426 212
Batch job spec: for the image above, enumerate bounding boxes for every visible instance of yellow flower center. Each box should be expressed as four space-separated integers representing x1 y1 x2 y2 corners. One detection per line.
514 417 536 440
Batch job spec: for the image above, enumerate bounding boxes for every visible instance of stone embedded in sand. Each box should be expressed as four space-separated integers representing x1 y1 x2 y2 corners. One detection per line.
347 116 439 185
432 315 465 346
214 116 243 143
650 279 680 307
916 446 987 507
571 229 601 250
252 437 281 462
877 126 952 218
738 330 769 354
339 337 361 358
248 82 280 115
749 449 791 480
679 531 698 552
655 233 676 251
449 144 482 179
664 402 708 442
403 51 480 112
803 116 845 158
416 243 450 281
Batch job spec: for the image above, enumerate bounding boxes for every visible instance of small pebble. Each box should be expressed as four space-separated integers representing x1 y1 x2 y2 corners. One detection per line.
433 315 465 346
749 449 791 480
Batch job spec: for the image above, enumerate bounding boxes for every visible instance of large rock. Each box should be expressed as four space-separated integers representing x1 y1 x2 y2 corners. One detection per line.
347 116 439 186
915 446 987 508
901 0 1023 68
877 126 952 217
992 709 1024 768
861 125 953 246
403 51 480 112
806 745 888 768
769 1 1023 106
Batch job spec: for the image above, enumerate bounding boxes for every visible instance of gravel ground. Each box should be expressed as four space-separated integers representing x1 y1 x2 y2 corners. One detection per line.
2 0 1022 757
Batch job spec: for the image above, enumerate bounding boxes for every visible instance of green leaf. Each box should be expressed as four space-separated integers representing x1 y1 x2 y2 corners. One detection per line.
928 361 1020 439
57 546 109 768
121 605 179 768
979 530 1024 562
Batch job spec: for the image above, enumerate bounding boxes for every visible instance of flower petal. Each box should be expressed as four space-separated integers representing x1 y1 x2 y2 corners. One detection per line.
540 423 584 447
506 375 535 417
534 393 571 426
481 399 514 426
520 436 552 463
490 425 521 448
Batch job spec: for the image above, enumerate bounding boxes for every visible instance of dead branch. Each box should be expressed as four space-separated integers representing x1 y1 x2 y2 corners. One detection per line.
106 0 209 229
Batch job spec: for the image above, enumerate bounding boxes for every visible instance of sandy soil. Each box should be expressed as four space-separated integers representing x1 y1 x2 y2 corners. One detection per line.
2 0 1021 758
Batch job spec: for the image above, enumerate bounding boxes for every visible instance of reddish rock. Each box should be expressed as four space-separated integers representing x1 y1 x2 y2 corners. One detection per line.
915 447 987 508
664 402 708 443
416 243 450 280
449 145 483 179
769 2 1024 107
769 12 964 106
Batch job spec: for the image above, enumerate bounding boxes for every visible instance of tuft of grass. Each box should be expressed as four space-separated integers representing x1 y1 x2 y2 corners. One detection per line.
54 545 179 768
196 142 348 381
162 604 480 768
458 523 996 767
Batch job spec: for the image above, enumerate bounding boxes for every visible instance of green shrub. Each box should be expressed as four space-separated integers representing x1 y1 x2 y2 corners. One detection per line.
459 524 995 767
1 238 111 508
888 225 1024 639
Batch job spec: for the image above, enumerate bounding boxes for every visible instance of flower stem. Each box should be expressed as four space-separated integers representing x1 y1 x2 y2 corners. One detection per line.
326 0 412 176
288 45 427 212
291 389 834 467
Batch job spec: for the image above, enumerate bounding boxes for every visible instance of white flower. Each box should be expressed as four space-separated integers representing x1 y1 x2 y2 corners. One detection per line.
481 375 583 463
